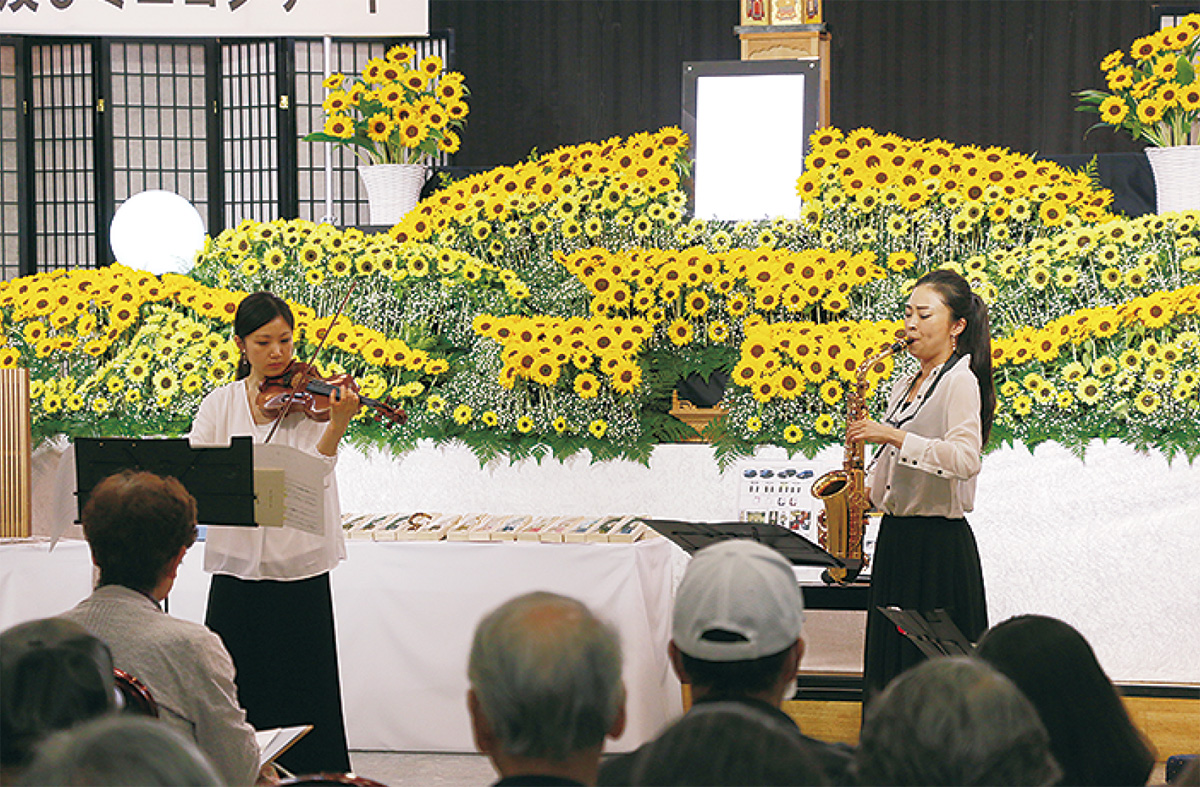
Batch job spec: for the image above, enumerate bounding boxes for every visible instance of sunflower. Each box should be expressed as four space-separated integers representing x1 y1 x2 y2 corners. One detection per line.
1118 349 1141 371
1012 395 1033 416
819 379 843 405
1027 265 1052 290
610 365 642 394
366 113 394 143
813 414 836 435
1091 355 1118 378
1072 376 1103 405
1136 97 1166 125
324 115 354 139
684 291 711 318
705 321 731 344
574 372 601 399
1100 267 1123 289
398 119 429 148
387 45 416 65
151 369 178 399
1134 389 1161 415
668 318 694 346
207 363 233 386
1144 360 1171 386
1124 266 1149 289
22 321 47 343
783 424 803 443
1098 95 1129 125
451 403 473 425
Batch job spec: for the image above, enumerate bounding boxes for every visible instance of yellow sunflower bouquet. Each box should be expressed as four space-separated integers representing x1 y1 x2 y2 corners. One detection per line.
304 44 470 164
1076 14 1200 147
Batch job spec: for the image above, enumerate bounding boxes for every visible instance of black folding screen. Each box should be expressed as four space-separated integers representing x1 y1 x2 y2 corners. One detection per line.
0 43 24 281
109 41 210 239
0 33 453 277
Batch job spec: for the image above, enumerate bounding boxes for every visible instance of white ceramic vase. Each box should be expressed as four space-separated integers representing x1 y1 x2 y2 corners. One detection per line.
1144 145 1200 215
358 163 429 226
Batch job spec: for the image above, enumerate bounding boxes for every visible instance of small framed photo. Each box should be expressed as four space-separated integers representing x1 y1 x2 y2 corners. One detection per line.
392 512 435 541
447 512 488 542
586 515 634 543
489 514 533 541
416 513 461 541
564 516 607 543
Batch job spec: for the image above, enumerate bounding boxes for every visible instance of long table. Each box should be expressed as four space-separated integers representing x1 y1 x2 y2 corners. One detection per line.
0 537 685 753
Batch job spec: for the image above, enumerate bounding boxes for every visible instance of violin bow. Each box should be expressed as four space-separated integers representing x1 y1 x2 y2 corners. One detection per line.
263 281 359 445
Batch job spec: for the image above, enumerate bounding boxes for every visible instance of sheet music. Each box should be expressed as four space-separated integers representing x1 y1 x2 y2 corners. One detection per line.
255 725 311 767
253 443 326 536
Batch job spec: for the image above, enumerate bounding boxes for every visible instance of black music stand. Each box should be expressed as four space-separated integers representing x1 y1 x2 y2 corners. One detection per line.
74 436 257 527
877 607 974 657
641 519 847 568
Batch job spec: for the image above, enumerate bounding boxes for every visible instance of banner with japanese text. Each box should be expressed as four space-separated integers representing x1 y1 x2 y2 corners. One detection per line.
0 0 427 37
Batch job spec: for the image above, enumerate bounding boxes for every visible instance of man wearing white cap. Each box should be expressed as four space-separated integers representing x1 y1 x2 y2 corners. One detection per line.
597 539 852 785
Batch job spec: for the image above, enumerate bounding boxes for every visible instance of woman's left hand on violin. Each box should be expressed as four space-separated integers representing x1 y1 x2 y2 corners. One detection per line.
328 383 361 427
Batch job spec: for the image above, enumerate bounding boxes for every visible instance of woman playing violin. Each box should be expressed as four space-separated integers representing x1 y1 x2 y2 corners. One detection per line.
188 291 358 775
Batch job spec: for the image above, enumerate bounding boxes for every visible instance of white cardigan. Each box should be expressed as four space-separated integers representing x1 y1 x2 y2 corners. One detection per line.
189 380 346 580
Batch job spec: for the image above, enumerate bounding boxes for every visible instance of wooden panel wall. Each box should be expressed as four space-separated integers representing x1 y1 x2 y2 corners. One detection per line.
0 368 32 538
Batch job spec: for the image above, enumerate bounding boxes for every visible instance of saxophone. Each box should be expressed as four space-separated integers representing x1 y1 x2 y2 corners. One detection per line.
810 334 910 584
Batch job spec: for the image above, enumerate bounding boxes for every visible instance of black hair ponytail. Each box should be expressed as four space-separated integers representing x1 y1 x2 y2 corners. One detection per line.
914 270 996 445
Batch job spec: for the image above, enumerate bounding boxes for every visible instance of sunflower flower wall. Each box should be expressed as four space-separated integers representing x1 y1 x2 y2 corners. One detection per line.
2 126 1198 465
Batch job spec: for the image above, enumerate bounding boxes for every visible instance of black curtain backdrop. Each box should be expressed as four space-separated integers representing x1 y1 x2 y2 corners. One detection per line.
431 0 1162 171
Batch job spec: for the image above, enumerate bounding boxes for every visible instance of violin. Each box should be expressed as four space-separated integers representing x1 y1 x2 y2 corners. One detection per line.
257 361 406 427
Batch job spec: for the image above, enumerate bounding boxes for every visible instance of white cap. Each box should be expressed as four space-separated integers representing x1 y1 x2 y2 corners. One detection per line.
672 540 804 662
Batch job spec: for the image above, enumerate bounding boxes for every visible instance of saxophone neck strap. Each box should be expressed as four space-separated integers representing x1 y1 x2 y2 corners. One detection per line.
884 352 962 431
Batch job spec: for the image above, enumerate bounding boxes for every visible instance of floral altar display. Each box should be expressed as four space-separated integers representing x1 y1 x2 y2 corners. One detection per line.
304 45 470 224
2 124 1199 467
1077 14 1200 213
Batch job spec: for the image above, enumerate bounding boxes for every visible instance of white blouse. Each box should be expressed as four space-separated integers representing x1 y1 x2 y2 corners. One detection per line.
866 354 983 519
188 380 346 580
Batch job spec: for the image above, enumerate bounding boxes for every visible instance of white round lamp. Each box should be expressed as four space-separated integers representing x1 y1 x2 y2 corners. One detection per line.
110 190 206 275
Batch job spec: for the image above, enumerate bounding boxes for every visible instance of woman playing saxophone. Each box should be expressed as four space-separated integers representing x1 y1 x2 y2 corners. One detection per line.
846 269 996 706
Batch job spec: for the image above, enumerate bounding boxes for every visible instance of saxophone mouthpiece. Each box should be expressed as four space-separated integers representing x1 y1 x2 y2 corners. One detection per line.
890 336 913 352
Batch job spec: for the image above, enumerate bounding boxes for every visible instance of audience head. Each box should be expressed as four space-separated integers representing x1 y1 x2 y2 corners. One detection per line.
629 701 830 786
17 715 222 786
81 470 198 598
854 656 1061 786
975 614 1156 787
0 618 116 771
670 540 804 702
467 591 625 770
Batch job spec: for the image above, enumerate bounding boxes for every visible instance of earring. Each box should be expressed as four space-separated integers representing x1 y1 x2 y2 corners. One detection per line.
951 334 958 354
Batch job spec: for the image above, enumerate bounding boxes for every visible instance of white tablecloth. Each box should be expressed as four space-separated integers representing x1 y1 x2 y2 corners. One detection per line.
0 538 684 753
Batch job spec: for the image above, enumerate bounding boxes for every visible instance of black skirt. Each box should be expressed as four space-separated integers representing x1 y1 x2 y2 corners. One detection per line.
862 514 988 707
206 572 351 776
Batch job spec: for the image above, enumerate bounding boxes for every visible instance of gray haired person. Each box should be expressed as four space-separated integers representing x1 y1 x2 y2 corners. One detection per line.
17 715 223 786
853 656 1062 786
467 591 626 787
